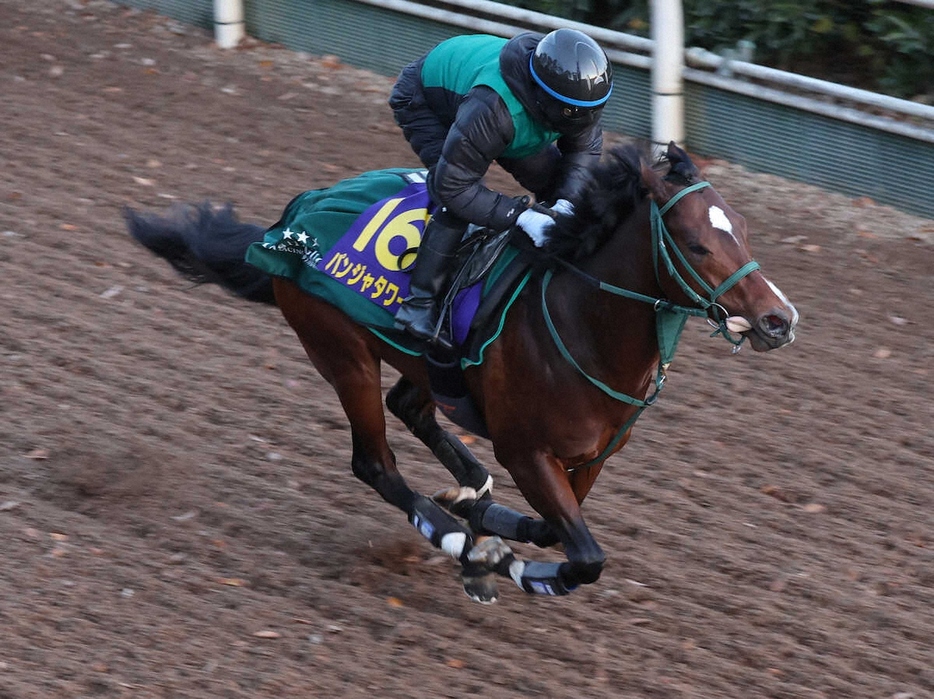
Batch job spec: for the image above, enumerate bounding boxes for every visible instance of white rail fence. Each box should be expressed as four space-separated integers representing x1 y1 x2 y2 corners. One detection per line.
118 0 934 218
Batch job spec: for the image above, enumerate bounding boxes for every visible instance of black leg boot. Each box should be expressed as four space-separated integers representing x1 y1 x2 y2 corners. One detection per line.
395 215 465 349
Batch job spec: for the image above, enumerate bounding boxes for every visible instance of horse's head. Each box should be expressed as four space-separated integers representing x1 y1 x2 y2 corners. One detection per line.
640 142 797 352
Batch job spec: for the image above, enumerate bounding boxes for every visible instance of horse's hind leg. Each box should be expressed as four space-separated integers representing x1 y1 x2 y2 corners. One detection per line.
274 282 500 601
386 377 491 494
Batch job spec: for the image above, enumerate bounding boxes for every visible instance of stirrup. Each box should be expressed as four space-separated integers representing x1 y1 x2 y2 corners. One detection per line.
427 304 455 351
409 314 453 351
427 326 454 352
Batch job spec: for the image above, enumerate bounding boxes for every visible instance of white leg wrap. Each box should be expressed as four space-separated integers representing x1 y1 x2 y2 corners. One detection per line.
508 559 526 589
476 475 494 499
440 532 468 560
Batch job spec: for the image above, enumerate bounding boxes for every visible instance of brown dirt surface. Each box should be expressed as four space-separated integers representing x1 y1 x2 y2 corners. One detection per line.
2 2 933 698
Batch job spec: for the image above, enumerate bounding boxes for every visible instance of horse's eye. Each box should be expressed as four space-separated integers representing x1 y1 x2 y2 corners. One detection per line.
688 243 710 256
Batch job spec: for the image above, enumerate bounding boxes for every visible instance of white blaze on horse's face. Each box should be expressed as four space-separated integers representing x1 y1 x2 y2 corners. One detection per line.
708 199 798 350
677 190 797 351
765 277 800 330
708 205 735 239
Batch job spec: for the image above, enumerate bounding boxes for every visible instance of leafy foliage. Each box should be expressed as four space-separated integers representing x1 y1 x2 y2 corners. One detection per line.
508 0 933 100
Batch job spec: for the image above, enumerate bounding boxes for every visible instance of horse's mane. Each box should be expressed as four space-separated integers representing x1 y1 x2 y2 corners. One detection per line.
540 144 648 262
541 142 696 263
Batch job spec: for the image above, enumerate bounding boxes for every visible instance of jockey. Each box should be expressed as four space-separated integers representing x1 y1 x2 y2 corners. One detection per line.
389 28 613 349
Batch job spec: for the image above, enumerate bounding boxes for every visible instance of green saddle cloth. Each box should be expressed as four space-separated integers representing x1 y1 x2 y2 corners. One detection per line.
245 168 430 335
245 167 530 363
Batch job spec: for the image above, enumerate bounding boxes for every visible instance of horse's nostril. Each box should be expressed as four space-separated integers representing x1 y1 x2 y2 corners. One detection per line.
762 314 788 337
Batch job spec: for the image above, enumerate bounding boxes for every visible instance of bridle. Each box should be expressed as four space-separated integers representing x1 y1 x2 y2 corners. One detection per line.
650 182 760 349
540 180 761 469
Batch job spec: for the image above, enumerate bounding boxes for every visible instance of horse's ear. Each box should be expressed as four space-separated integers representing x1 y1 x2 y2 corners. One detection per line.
639 150 674 203
666 141 701 182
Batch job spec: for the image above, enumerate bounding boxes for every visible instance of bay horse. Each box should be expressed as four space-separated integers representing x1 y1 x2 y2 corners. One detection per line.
126 142 797 602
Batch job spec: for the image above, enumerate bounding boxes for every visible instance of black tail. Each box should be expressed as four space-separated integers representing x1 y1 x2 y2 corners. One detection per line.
124 201 276 305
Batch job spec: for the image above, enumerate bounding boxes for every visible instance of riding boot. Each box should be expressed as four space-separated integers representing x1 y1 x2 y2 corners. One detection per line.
395 215 465 349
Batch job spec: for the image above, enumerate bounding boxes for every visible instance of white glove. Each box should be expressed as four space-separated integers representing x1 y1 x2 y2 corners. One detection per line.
516 207 556 247
552 198 574 217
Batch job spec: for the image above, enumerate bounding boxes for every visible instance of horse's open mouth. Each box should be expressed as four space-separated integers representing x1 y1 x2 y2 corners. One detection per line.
724 314 795 351
739 314 796 351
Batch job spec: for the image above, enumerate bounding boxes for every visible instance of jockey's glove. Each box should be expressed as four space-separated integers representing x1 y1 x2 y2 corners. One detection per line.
516 205 557 247
551 199 575 217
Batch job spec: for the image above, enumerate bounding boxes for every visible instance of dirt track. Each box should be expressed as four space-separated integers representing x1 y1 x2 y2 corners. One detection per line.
2 2 933 698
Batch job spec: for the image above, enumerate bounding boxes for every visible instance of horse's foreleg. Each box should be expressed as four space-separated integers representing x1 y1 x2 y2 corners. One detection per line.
492 454 607 596
384 377 566 549
433 491 561 548
386 377 491 494
494 523 605 596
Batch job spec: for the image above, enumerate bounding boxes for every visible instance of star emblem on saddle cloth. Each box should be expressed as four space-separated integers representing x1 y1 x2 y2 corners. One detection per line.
281 227 310 245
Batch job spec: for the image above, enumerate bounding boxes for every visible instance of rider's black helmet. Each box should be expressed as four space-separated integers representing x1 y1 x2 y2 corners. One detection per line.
530 29 613 112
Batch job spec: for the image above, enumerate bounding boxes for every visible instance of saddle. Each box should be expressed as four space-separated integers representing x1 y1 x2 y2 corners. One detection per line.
420 225 534 437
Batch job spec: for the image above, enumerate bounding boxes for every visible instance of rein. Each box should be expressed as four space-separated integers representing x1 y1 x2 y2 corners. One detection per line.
541 180 760 469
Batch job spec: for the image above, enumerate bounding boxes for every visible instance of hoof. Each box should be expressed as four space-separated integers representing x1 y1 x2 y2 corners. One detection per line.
432 486 479 519
466 535 513 569
432 476 493 510
461 568 498 604
432 485 478 508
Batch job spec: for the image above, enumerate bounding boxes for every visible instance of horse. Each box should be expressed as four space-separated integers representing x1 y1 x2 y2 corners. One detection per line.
125 142 797 602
